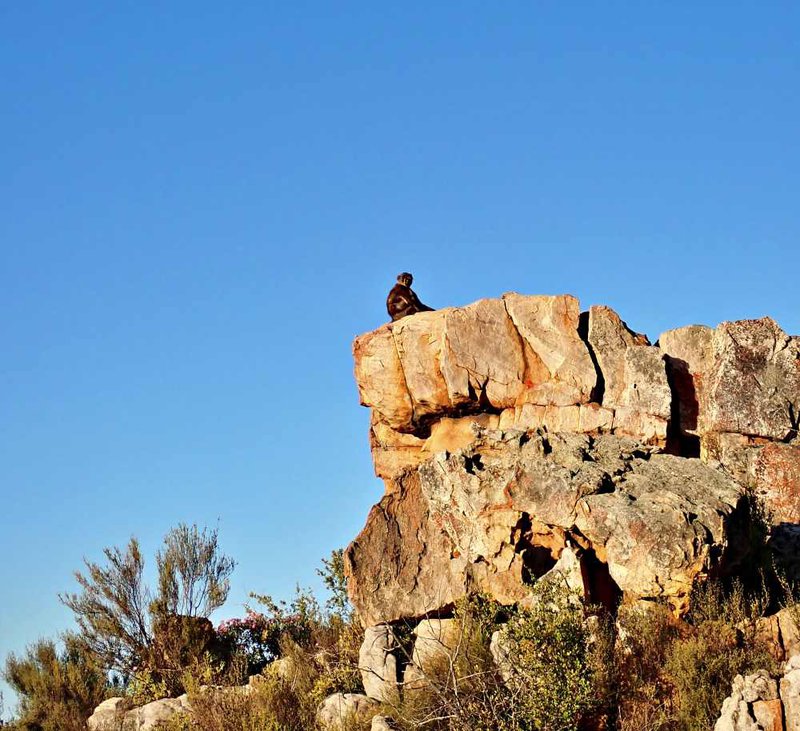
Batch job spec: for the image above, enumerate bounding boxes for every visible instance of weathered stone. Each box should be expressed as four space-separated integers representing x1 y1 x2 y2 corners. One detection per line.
412 618 461 672
371 716 397 731
782 656 800 731
503 293 596 406
354 294 605 441
354 326 414 431
585 306 670 443
359 625 399 703
351 298 800 635
130 697 191 731
705 318 800 441
530 546 584 601
620 346 671 418
489 629 512 683
345 469 466 627
659 324 714 446
424 414 500 460
612 407 668 444
753 443 800 524
317 692 380 731
756 609 800 662
586 305 650 406
401 662 429 694
440 298 526 410
575 453 743 613
346 431 746 623
370 415 428 482
87 697 132 731
752 699 784 731
702 432 759 485
715 671 781 731
699 437 800 525
391 311 450 423
715 695 760 731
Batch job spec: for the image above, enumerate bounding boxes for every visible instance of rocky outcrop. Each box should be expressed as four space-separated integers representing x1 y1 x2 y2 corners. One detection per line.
660 317 800 523
347 429 746 624
714 656 800 731
347 293 800 626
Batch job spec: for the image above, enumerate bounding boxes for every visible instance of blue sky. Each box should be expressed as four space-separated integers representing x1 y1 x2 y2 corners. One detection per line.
1 1 799 715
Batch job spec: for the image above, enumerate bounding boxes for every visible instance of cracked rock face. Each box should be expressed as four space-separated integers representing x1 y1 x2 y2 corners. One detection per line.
349 294 800 626
346 430 745 625
354 294 598 434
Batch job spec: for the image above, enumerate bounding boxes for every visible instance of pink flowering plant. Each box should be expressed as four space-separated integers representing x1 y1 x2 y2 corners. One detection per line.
216 610 279 675
216 589 320 675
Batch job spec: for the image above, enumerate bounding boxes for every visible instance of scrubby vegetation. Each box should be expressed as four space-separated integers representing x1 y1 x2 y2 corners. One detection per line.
2 635 109 731
1 520 796 731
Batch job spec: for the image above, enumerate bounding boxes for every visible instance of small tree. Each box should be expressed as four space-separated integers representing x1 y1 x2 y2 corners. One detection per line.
60 523 235 680
316 548 352 620
152 524 235 618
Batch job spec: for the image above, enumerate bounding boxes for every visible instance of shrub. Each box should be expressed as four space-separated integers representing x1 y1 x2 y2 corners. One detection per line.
387 586 597 731
611 580 778 731
317 548 353 620
665 619 775 730
216 610 278 676
499 584 595 731
3 635 109 731
614 603 680 731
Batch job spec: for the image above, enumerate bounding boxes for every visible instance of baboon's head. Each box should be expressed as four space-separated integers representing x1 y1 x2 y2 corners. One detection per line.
397 272 413 287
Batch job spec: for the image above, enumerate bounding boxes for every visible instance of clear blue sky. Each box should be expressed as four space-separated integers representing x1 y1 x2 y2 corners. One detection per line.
1 1 798 714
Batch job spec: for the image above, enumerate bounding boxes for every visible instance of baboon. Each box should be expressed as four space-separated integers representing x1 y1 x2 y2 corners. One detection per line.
386 272 433 322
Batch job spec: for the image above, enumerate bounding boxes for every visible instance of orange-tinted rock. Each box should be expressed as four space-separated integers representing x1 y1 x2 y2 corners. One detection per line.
354 326 414 431
503 293 597 406
659 325 714 451
353 294 599 438
754 443 800 524
586 306 670 444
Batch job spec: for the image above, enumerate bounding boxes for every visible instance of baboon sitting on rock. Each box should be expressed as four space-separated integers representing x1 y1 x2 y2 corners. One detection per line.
386 272 433 322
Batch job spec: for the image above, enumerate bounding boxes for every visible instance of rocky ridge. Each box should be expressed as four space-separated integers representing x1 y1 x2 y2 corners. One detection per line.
346 293 800 626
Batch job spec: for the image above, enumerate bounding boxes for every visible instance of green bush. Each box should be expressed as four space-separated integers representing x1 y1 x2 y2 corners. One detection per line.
499 584 595 731
613 581 777 731
387 586 598 731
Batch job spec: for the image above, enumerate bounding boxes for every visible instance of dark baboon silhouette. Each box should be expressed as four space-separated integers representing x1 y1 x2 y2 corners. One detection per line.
386 272 433 322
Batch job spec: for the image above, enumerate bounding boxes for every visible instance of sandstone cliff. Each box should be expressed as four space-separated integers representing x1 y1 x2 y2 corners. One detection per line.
346 294 800 626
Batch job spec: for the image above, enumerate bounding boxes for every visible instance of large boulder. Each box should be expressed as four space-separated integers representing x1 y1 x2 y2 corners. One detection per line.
714 656 800 731
350 297 800 633
128 697 190 731
346 430 746 624
317 693 380 731
585 305 670 443
87 697 131 731
714 670 781 731
359 625 400 703
411 618 461 673
704 319 800 442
